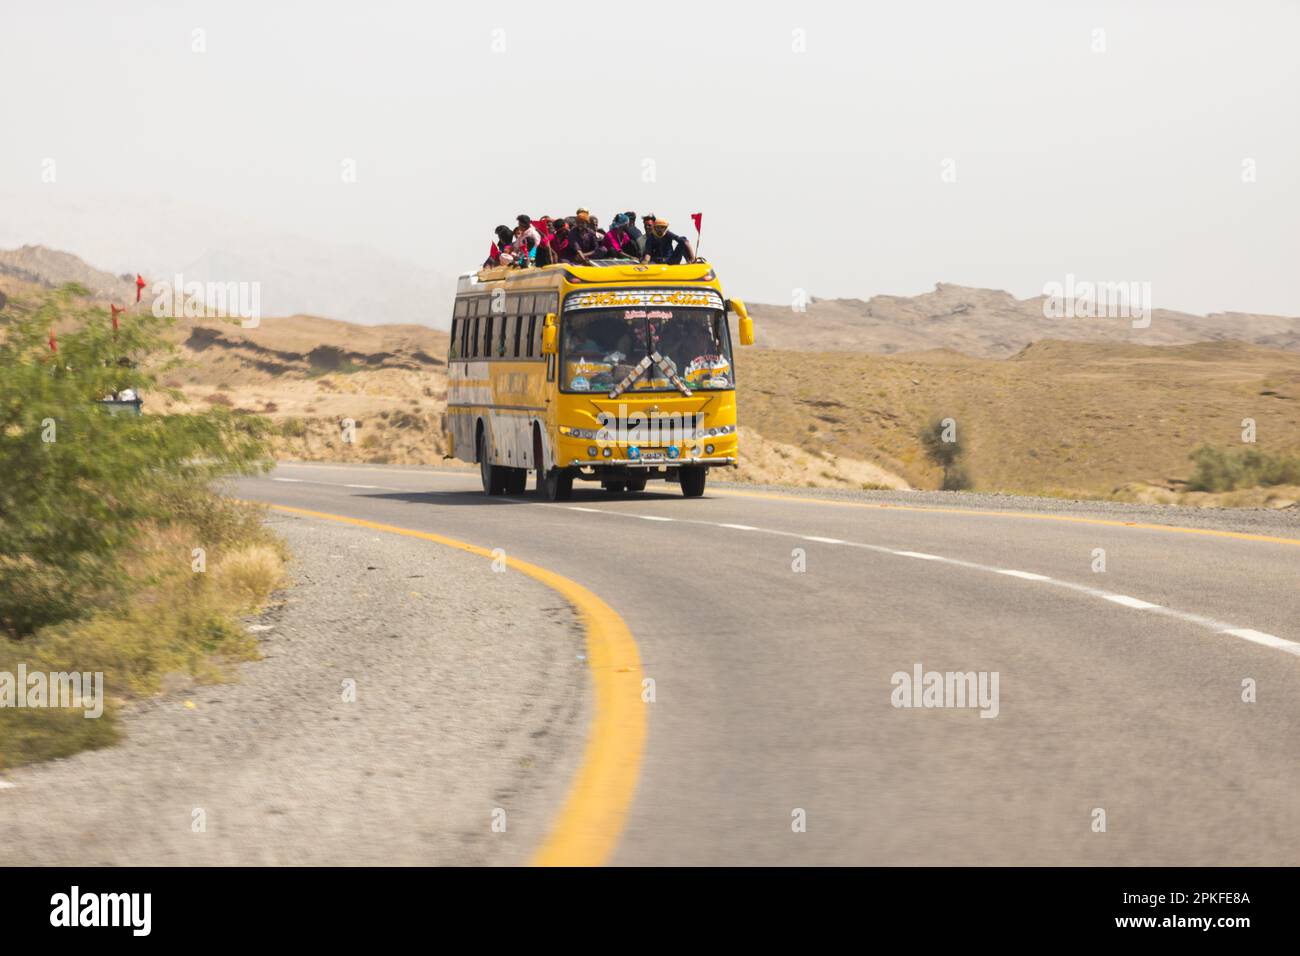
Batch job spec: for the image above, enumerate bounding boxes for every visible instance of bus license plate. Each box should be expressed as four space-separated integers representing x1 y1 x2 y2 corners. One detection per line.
640 451 666 463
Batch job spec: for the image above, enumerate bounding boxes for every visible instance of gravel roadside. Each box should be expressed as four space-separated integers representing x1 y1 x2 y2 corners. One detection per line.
0 513 590 865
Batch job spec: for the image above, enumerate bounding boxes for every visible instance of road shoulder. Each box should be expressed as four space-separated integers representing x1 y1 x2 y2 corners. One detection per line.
0 513 589 865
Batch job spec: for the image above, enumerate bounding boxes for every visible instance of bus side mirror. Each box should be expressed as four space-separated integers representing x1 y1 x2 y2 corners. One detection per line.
729 298 755 346
542 313 558 355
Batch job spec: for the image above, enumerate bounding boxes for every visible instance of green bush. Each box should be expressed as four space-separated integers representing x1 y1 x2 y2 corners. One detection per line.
0 284 272 637
1186 444 1300 492
919 417 971 490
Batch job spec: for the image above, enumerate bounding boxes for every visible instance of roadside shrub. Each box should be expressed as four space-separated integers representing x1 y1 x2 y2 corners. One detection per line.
919 417 971 490
278 417 307 438
0 284 272 637
1186 444 1300 492
0 284 281 769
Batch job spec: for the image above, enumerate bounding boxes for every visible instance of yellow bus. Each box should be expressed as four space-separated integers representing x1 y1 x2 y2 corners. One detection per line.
444 260 754 500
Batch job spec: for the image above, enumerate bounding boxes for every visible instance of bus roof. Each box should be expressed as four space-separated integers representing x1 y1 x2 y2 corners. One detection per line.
458 261 716 294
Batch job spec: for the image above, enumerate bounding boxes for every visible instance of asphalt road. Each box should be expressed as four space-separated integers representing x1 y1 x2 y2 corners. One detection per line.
234 462 1300 866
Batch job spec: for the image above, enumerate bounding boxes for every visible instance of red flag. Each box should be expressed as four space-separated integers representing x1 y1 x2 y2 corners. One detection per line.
690 212 703 233
489 242 500 260
48 329 57 353
135 273 146 303
111 304 124 331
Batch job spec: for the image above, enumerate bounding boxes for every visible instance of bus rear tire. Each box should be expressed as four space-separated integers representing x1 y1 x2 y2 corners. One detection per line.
505 468 527 495
626 474 648 493
478 432 506 495
539 467 573 501
679 466 707 498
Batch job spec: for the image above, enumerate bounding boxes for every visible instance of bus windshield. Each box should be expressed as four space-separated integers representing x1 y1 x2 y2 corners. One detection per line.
561 307 734 394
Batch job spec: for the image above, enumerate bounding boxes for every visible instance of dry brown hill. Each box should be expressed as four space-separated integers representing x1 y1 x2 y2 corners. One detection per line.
6 248 1298 504
739 338 1300 496
0 245 136 303
749 283 1300 358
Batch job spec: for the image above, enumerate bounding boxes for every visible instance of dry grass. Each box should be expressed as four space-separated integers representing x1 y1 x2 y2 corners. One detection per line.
738 340 1300 495
0 503 285 771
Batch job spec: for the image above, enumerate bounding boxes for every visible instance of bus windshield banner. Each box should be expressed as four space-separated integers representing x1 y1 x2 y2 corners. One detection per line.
563 289 724 312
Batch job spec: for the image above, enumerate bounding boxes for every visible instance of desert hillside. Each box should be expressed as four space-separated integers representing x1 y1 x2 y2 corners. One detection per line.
749 284 1300 358
740 340 1300 498
4 250 1298 505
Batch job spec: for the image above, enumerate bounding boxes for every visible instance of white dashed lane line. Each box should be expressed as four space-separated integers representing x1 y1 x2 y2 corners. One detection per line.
1102 594 1163 610
996 569 1053 582
530 499 1300 658
260 477 1299 660
270 476 397 491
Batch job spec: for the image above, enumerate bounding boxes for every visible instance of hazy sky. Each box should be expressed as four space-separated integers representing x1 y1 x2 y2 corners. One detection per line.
3 0 1298 318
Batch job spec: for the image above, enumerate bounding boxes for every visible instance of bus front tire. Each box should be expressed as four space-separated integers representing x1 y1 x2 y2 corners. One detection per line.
625 474 648 493
679 466 707 497
538 467 573 501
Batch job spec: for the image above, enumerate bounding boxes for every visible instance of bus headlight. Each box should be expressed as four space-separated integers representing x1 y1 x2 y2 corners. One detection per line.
602 448 612 458
693 424 735 439
562 425 609 441
587 446 598 458
705 443 715 455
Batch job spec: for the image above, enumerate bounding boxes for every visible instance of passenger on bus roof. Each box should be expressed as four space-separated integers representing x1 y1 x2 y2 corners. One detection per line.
548 218 570 264
509 224 536 265
516 214 541 251
534 216 558 266
642 218 695 265
567 211 602 264
601 214 639 260
621 212 644 253
484 225 515 267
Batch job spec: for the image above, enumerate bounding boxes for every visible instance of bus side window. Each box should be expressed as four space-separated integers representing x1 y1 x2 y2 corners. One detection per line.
483 313 494 359
497 315 508 357
525 315 537 358
506 293 527 356
449 318 460 360
467 299 480 357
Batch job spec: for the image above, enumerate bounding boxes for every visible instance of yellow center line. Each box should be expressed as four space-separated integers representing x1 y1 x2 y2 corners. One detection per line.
260 502 645 867
712 488 1300 548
